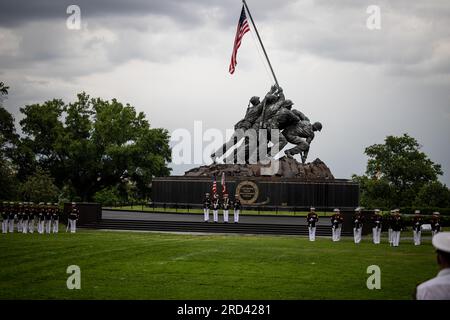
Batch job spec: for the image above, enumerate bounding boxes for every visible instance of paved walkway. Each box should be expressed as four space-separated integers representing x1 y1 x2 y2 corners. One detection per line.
102 210 329 225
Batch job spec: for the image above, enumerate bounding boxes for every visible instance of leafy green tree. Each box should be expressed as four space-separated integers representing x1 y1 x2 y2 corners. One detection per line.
0 158 19 200
18 92 171 201
19 99 65 177
352 175 394 208
58 184 81 203
414 181 450 208
0 82 20 200
0 82 18 157
20 169 59 202
0 82 9 96
93 186 121 206
355 134 443 208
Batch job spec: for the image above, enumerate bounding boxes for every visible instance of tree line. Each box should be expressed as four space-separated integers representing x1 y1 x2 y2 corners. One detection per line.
353 134 450 211
0 82 171 204
1 81 449 209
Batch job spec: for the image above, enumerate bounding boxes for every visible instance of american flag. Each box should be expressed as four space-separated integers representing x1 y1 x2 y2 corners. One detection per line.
221 172 227 194
229 5 250 74
212 175 217 195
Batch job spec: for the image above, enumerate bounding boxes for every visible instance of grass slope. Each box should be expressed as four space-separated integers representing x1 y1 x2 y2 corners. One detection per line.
0 230 438 300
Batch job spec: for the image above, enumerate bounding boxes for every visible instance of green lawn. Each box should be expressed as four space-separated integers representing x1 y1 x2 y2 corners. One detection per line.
0 230 438 299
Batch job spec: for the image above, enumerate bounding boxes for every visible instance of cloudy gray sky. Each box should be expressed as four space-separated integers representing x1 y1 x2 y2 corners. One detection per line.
1 0 449 184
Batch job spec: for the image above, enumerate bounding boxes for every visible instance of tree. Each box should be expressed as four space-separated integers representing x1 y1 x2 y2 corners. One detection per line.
414 181 450 208
0 158 19 200
0 81 20 200
355 134 444 208
20 169 59 202
0 81 18 157
0 82 9 96
93 186 121 206
18 92 171 201
352 175 394 208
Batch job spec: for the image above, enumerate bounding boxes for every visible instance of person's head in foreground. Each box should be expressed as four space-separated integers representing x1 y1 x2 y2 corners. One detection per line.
416 232 450 300
310 207 315 213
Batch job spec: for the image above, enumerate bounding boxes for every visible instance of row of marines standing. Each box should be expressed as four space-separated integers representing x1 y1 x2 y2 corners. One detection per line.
203 193 242 223
306 208 441 245
1 202 80 234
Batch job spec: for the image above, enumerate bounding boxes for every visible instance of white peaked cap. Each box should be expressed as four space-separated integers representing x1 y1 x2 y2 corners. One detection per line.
432 232 450 254
414 210 420 214
354 207 362 212
374 209 380 213
310 207 315 211
433 212 440 215
333 208 340 212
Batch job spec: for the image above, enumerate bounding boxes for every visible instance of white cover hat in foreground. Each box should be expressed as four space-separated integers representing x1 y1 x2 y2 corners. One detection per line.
432 232 450 254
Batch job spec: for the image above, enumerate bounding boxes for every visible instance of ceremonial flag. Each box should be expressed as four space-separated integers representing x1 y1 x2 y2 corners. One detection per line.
229 5 250 74
221 172 227 194
212 176 217 195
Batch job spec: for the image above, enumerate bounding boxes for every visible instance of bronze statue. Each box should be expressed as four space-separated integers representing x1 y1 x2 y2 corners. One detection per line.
212 85 322 164
211 85 282 163
281 120 322 164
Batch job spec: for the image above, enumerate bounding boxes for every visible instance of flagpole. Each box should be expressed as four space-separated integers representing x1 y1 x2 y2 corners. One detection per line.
242 0 279 87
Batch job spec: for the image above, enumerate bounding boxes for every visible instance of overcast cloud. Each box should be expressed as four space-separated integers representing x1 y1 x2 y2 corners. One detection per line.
1 0 449 184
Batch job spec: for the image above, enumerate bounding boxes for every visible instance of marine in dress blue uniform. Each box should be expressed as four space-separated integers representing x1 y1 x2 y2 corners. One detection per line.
1 202 8 234
353 207 364 244
331 208 343 242
222 193 230 223
233 195 241 223
431 212 441 237
391 211 403 247
371 209 382 244
212 194 220 223
203 193 211 223
412 210 423 246
307 208 319 242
